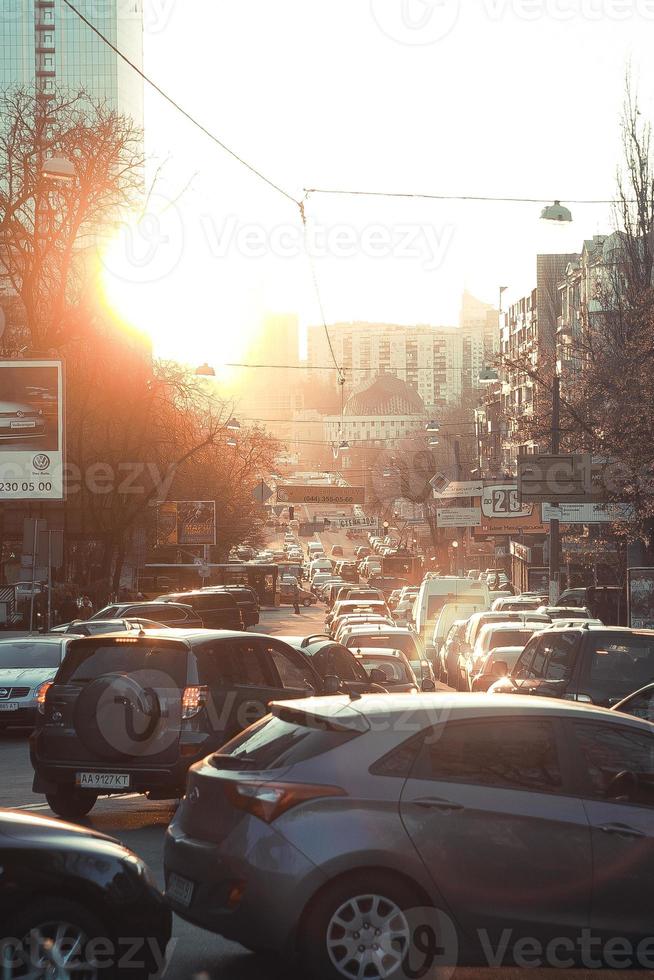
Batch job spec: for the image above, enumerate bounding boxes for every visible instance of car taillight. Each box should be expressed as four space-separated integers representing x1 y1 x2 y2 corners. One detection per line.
36 681 53 714
182 685 208 720
224 780 345 823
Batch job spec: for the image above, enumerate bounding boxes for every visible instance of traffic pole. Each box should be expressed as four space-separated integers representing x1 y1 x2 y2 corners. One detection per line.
549 373 561 604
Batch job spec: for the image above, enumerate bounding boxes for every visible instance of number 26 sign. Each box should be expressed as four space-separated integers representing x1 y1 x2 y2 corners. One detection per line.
481 484 534 520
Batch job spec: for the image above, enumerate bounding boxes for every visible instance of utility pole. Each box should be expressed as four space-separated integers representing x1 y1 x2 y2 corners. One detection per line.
549 373 561 604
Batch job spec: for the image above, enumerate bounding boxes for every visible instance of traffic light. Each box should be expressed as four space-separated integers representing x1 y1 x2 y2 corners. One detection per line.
289 506 295 520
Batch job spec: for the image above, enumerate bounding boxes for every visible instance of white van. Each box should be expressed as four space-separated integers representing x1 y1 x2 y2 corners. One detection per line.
429 601 487 662
307 541 324 558
414 576 490 647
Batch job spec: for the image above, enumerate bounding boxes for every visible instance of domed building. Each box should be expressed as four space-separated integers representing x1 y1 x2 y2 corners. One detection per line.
325 373 426 448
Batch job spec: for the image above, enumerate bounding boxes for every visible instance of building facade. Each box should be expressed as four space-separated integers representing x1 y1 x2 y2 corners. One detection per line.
1 0 144 127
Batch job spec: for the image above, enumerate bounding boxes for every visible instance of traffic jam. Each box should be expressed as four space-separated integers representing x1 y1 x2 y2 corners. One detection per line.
2 516 654 979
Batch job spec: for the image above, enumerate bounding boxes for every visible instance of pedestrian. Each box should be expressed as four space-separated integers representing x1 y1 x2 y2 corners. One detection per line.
80 595 94 620
291 577 301 615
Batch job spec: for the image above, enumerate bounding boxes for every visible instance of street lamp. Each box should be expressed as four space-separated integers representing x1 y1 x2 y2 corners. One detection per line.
226 418 241 431
426 420 440 432
226 436 237 448
42 156 76 182
540 201 573 223
195 363 216 377
428 437 440 447
478 367 500 385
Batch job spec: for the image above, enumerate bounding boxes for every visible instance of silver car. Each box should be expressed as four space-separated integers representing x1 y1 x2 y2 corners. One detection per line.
0 399 46 440
165 694 654 976
0 636 78 729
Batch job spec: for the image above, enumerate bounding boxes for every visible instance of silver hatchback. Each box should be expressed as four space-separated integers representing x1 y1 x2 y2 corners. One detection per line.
165 694 654 978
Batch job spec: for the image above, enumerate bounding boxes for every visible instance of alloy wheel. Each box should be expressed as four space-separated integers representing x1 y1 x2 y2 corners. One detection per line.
4 920 99 980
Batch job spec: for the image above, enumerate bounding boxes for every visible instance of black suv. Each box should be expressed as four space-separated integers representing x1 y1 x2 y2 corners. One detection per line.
489 624 654 706
158 591 243 630
201 586 259 628
31 629 328 819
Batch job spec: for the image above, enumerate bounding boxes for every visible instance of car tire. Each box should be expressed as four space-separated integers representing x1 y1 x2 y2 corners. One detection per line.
45 786 98 820
300 871 423 980
4 898 115 980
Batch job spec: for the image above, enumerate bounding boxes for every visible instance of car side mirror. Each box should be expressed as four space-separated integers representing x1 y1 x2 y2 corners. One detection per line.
421 678 436 692
370 668 387 684
492 661 508 677
323 675 341 695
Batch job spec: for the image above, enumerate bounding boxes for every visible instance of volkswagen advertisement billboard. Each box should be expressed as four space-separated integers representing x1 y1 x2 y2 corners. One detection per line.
0 360 64 500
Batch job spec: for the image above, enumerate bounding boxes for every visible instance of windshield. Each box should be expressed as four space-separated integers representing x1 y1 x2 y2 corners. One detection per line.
427 594 481 619
0 641 62 669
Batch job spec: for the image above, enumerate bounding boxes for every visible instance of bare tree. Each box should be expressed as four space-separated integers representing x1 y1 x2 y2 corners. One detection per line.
0 87 143 351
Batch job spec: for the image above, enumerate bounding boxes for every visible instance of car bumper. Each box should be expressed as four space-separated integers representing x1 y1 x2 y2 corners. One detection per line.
163 815 325 953
0 702 37 726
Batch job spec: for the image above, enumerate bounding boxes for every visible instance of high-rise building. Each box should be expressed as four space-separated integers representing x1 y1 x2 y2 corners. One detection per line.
1 0 144 128
459 291 500 397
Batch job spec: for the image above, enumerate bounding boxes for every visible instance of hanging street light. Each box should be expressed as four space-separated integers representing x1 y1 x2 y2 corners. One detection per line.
195 363 216 377
540 200 573 222
226 418 241 431
426 420 440 432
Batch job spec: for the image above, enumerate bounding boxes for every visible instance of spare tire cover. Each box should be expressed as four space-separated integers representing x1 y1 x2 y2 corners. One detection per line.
73 670 182 761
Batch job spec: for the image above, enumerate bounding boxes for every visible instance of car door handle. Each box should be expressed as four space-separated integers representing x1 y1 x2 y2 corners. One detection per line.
598 822 646 839
411 797 464 812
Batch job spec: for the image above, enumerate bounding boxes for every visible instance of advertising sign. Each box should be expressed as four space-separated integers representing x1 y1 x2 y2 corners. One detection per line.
276 484 365 505
0 360 64 500
479 484 545 534
517 454 596 503
158 501 216 546
541 502 633 524
628 567 654 629
436 507 482 528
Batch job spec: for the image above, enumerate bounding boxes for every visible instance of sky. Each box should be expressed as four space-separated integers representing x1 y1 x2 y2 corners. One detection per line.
100 0 654 367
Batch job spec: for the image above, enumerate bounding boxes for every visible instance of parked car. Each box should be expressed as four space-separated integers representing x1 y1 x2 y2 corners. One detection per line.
0 636 81 730
469 645 524 692
0 808 171 978
157 591 243 630
165 693 654 974
91 601 203 629
31 630 333 818
489 624 654 706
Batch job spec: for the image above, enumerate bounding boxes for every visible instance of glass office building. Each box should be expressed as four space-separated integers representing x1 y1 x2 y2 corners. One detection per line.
0 0 144 130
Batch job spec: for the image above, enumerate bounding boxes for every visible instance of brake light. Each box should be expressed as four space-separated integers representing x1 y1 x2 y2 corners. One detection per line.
225 780 346 823
182 685 208 720
36 681 52 714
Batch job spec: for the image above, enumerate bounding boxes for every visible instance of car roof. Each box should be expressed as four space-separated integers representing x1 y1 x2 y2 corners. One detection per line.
271 692 654 728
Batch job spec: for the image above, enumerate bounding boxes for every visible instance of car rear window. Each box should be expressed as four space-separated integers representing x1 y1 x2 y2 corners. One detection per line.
359 656 412 682
213 714 359 770
487 629 535 650
56 640 189 686
351 634 417 659
0 641 62 668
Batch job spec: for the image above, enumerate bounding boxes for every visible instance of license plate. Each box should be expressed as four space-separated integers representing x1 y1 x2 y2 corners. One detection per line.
75 772 130 789
10 420 36 429
0 702 18 712
167 873 194 908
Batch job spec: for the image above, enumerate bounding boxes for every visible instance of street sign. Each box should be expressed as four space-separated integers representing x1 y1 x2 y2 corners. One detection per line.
252 481 273 504
542 502 633 524
436 507 482 528
479 484 545 534
276 485 365 505
433 480 483 499
429 472 450 494
330 516 378 529
517 454 593 503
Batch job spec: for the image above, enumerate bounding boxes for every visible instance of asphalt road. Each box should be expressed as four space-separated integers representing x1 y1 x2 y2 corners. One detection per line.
0 539 630 979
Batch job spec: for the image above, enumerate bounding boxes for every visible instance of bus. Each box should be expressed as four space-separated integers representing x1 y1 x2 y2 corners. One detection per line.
139 563 279 607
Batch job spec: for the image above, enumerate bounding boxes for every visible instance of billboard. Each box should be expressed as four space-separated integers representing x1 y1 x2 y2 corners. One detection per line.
0 360 64 500
479 484 545 534
628 568 654 629
276 485 365 505
158 501 216 546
